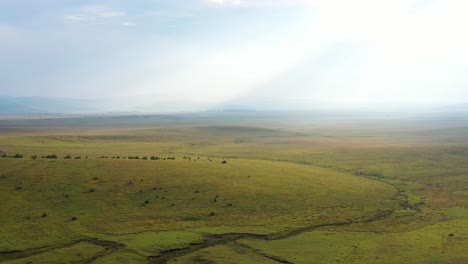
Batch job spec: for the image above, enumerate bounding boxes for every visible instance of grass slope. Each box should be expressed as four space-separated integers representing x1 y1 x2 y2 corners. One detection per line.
0 115 467 263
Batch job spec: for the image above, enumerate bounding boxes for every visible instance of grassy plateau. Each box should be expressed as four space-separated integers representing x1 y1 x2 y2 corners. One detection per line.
0 112 467 263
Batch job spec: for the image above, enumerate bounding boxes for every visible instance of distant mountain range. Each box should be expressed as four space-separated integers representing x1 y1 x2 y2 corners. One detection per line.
0 96 102 114
0 96 467 114
437 103 468 112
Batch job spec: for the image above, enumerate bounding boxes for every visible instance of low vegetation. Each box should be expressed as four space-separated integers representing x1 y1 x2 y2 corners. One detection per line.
0 114 467 263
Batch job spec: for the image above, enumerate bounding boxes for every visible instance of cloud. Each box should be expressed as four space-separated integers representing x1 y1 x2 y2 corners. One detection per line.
121 22 136 27
0 24 17 39
289 0 468 106
63 15 89 23
2 0 467 109
205 0 241 6
0 24 19 53
64 5 127 24
202 0 310 8
159 0 466 107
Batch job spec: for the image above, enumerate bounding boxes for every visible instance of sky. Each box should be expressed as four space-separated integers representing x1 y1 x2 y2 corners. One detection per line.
1 0 468 111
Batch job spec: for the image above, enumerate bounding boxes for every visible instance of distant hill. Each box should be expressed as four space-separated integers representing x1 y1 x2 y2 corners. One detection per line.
437 104 468 112
0 96 101 114
1 96 466 115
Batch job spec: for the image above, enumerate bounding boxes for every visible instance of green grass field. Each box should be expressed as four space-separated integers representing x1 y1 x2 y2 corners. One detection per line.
1 113 467 263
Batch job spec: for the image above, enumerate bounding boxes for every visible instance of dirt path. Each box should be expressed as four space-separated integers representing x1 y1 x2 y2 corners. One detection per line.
0 209 394 263
147 209 394 264
0 238 125 263
229 242 292 264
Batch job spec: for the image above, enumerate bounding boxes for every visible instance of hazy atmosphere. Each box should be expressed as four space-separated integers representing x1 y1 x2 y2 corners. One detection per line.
2 2 468 264
1 0 468 112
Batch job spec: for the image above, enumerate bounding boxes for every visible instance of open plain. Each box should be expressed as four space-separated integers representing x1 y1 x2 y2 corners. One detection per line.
1 112 467 263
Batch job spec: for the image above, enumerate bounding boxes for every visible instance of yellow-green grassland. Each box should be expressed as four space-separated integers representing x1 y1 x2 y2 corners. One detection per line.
1 112 467 263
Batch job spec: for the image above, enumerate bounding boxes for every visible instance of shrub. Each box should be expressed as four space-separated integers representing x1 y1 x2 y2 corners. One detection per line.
45 154 58 159
0 153 7 157
71 216 78 221
227 203 233 207
64 155 72 159
31 155 37 160
42 212 48 218
222 160 227 164
16 186 22 190
209 212 215 216
128 156 140 160
88 188 96 193
144 200 149 204
142 156 148 160
13 153 23 158
74 156 81 159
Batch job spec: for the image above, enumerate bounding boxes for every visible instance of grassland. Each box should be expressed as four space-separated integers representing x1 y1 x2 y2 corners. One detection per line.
0 112 467 263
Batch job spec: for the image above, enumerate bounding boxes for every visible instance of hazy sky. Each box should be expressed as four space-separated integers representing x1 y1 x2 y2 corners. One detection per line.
1 0 467 110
